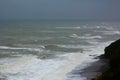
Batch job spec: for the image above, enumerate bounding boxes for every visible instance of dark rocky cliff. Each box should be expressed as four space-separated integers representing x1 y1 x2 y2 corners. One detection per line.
93 39 120 80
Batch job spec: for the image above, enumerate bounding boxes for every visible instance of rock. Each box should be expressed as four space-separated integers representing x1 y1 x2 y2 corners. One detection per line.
104 39 120 66
93 39 120 80
104 39 120 59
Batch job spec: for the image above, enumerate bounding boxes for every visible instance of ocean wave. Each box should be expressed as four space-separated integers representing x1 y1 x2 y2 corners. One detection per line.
82 25 101 29
0 46 42 52
70 34 102 39
87 40 99 45
0 42 112 80
57 44 94 49
44 44 82 49
102 26 114 30
57 45 83 49
96 26 101 28
56 26 81 29
40 30 56 33
0 52 87 80
57 45 95 52
95 30 120 35
104 31 120 35
44 44 82 52
80 36 102 39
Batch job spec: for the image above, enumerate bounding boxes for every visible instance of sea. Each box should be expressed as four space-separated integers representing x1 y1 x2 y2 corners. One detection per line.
0 20 120 80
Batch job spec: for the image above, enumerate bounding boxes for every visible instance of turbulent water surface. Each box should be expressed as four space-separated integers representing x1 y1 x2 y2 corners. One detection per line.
0 20 120 80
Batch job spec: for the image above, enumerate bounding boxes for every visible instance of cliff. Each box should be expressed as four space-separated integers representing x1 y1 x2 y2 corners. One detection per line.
93 39 120 80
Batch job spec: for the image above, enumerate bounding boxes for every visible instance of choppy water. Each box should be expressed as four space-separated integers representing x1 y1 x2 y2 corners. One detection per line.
0 20 120 80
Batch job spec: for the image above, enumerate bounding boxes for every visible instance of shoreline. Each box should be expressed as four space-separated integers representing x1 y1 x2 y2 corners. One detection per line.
0 42 112 80
92 39 120 80
80 56 109 80
67 55 109 80
67 41 112 80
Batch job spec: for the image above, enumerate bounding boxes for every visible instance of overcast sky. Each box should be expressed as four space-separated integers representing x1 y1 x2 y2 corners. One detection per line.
0 0 120 20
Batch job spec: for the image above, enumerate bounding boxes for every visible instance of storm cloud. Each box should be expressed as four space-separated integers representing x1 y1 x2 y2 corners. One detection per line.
0 0 120 20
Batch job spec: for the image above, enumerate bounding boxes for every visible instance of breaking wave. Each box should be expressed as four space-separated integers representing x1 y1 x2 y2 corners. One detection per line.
0 46 42 52
70 34 102 39
56 26 81 29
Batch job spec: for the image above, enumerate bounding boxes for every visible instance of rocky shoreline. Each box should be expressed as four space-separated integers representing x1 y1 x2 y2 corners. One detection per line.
80 57 109 80
92 39 120 80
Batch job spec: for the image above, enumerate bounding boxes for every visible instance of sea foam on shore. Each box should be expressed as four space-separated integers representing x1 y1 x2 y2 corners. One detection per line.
0 42 111 80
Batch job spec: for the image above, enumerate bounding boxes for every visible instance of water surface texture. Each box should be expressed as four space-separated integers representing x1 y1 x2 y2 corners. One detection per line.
0 21 120 80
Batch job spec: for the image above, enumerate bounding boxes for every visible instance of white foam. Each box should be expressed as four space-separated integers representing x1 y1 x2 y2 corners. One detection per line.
103 26 114 30
0 42 112 80
96 26 101 28
70 34 102 39
104 31 120 35
56 26 81 29
70 34 79 38
0 53 87 80
80 36 102 39
0 46 42 52
0 55 38 73
57 44 94 49
95 30 120 35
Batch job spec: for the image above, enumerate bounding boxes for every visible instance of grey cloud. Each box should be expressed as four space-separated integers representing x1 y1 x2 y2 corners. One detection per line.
0 0 120 20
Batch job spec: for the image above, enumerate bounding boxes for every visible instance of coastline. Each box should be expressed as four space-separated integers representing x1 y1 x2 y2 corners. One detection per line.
78 39 120 80
92 39 120 80
0 41 113 80
67 55 109 80
0 42 111 80
67 41 112 80
80 56 109 80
